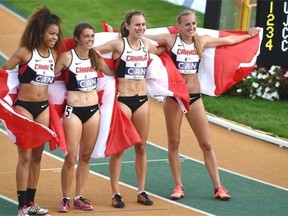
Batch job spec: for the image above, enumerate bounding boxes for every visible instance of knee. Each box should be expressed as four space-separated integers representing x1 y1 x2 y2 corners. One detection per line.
64 154 77 167
169 140 180 152
79 153 91 164
134 142 146 156
19 154 31 167
30 154 43 164
200 141 213 152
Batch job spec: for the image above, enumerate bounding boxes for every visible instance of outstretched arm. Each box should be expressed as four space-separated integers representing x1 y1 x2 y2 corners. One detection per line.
144 33 173 47
144 33 176 52
95 41 115 54
94 39 123 57
203 27 260 48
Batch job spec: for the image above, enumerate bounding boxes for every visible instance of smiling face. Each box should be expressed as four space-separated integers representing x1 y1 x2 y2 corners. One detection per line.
77 28 95 49
42 24 60 49
125 14 146 38
178 13 197 39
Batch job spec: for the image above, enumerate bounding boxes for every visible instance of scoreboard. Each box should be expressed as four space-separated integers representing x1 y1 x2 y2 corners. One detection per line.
256 0 288 67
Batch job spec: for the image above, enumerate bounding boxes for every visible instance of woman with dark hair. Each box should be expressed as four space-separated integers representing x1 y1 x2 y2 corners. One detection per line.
95 10 158 208
145 10 259 201
55 23 114 213
0 6 64 216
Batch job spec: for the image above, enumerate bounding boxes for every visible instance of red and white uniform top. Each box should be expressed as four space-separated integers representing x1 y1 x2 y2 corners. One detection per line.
18 49 55 85
115 37 149 80
64 49 98 91
169 35 200 74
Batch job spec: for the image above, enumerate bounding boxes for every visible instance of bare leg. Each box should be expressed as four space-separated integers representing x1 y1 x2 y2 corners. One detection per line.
75 112 100 196
163 97 184 187
109 152 123 194
185 98 221 188
132 101 149 192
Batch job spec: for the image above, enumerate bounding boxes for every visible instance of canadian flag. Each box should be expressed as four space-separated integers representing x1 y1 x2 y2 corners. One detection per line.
0 67 140 156
0 69 66 151
102 22 263 96
142 25 263 96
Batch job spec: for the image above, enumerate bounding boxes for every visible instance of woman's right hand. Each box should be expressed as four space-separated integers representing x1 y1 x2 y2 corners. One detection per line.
106 23 113 32
248 27 260 38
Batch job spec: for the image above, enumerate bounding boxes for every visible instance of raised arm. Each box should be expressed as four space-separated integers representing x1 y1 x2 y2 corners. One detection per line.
144 33 168 45
202 27 260 48
94 39 122 54
104 22 169 55
144 33 176 51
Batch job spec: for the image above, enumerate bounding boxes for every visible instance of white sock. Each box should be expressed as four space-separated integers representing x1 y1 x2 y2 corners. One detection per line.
74 195 82 201
112 193 121 198
137 191 144 195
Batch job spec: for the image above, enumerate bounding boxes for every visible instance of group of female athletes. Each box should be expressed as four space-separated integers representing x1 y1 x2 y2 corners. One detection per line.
0 6 259 216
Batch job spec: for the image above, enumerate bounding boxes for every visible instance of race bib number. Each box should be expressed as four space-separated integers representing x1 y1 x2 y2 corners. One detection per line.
64 105 73 118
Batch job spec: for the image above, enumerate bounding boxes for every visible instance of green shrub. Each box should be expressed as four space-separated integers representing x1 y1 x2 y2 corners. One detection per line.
227 66 288 101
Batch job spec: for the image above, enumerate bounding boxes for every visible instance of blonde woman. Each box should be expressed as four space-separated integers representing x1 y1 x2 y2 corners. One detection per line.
145 10 259 201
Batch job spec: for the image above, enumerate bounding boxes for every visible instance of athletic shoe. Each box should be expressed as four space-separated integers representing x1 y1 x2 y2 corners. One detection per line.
18 206 29 216
58 197 70 213
170 185 184 200
137 191 153 205
73 196 93 211
112 193 125 208
214 186 231 200
27 202 49 215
